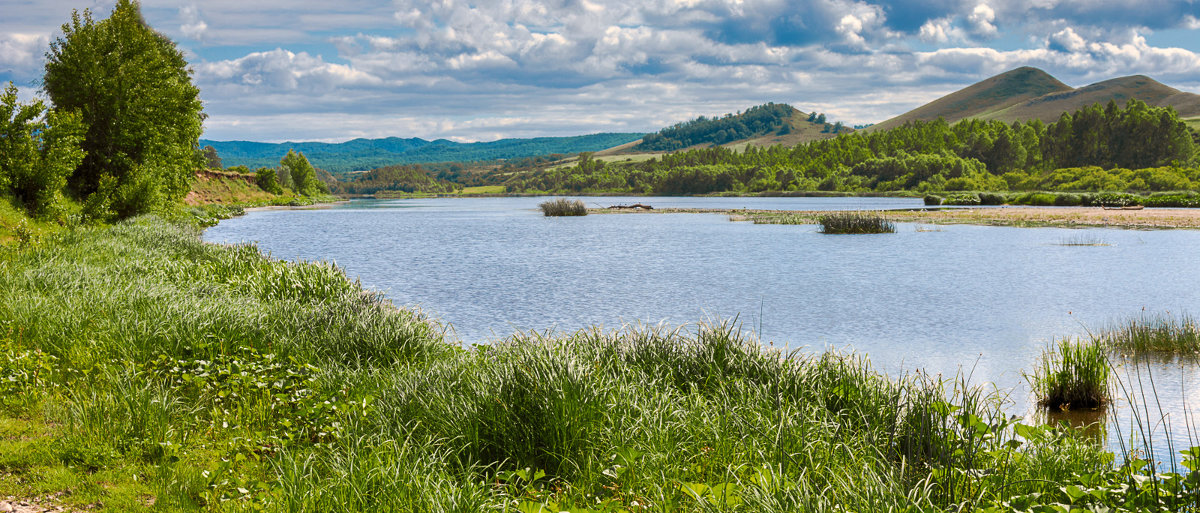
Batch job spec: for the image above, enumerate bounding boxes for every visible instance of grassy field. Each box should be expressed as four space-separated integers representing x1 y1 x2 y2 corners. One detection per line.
2 210 1199 511
1185 117 1200 132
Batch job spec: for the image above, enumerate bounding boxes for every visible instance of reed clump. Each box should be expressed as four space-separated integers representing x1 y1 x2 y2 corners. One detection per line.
538 198 587 216
818 211 896 234
1030 338 1110 411
1100 312 1200 356
1057 233 1110 246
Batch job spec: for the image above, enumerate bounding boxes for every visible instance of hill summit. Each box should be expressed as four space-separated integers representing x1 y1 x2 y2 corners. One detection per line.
871 67 1200 130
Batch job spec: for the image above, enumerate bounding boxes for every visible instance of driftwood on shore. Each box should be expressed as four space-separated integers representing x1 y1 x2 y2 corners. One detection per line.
608 203 654 210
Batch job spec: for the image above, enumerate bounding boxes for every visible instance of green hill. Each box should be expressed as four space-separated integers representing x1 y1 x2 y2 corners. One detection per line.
984 75 1200 123
870 67 1200 130
869 67 1072 131
201 133 646 175
635 103 847 151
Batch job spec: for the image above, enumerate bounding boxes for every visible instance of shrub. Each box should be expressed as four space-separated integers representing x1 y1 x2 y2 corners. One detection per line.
1012 192 1058 206
255 167 283 195
538 198 587 216
977 192 1007 205
1053 193 1083 206
1030 338 1109 411
923 194 944 206
1091 192 1141 207
944 193 980 205
817 212 895 234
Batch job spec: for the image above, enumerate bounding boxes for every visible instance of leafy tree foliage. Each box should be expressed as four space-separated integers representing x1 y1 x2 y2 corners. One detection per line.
203 145 222 170
638 103 798 151
43 0 204 219
279 150 327 196
0 83 86 218
336 164 457 195
254 168 283 195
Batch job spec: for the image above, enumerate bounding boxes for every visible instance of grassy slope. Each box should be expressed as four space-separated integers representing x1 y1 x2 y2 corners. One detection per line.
186 170 289 206
3 213 1167 511
985 75 1200 123
544 112 842 171
869 67 1072 132
871 67 1200 131
725 112 843 149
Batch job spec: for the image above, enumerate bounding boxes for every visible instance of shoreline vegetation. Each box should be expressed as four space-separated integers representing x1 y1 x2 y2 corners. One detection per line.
3 210 1200 511
589 205 1200 229
3 2 1200 511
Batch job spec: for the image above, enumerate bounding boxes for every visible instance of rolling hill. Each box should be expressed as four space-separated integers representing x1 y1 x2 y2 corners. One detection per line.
543 104 847 169
870 67 1200 130
201 132 646 175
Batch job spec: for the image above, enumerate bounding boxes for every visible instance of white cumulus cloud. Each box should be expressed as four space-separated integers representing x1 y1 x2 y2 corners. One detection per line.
179 5 208 40
967 3 998 37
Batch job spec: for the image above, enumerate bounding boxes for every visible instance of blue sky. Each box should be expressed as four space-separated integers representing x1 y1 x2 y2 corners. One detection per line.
2 0 1199 143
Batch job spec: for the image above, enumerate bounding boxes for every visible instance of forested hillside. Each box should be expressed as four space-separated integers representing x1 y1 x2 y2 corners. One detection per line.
203 133 645 174
495 99 1197 195
335 165 459 195
637 103 843 151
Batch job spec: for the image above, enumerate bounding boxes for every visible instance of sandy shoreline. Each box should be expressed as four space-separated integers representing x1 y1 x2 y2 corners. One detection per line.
591 206 1200 229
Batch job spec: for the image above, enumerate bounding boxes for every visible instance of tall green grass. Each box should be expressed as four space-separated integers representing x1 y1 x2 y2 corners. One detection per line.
1 214 1195 511
1100 312 1200 356
818 211 896 234
1030 338 1110 411
538 198 587 216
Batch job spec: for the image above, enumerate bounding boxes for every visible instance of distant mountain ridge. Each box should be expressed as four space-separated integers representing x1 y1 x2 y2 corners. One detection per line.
870 67 1200 131
202 133 646 175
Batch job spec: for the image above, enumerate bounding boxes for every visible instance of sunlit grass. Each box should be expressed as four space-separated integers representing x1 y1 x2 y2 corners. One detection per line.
3 213 1199 511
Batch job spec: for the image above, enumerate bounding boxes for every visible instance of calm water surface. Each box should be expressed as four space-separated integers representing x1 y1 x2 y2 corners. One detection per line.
204 196 1200 458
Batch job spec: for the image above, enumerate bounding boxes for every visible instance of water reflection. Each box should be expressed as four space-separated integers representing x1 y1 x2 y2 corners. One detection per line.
1041 407 1108 444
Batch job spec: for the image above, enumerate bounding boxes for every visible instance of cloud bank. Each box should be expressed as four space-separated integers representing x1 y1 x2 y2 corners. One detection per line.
1 0 1198 142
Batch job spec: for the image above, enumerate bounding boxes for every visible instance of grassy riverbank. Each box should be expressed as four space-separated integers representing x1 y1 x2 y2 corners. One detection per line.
2 213 1199 511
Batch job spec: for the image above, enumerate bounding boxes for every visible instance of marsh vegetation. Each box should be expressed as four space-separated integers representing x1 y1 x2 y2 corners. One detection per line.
818 211 896 234
539 198 588 216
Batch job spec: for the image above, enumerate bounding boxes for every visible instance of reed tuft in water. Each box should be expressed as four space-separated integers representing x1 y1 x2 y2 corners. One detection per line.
1100 312 1200 356
538 198 587 216
1057 233 1110 246
817 211 896 234
1030 337 1110 411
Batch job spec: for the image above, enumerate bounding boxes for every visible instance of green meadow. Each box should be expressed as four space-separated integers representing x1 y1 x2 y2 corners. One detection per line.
2 212 1199 512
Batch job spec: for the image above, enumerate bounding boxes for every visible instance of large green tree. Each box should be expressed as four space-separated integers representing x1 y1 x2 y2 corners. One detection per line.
43 0 205 219
280 150 326 196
